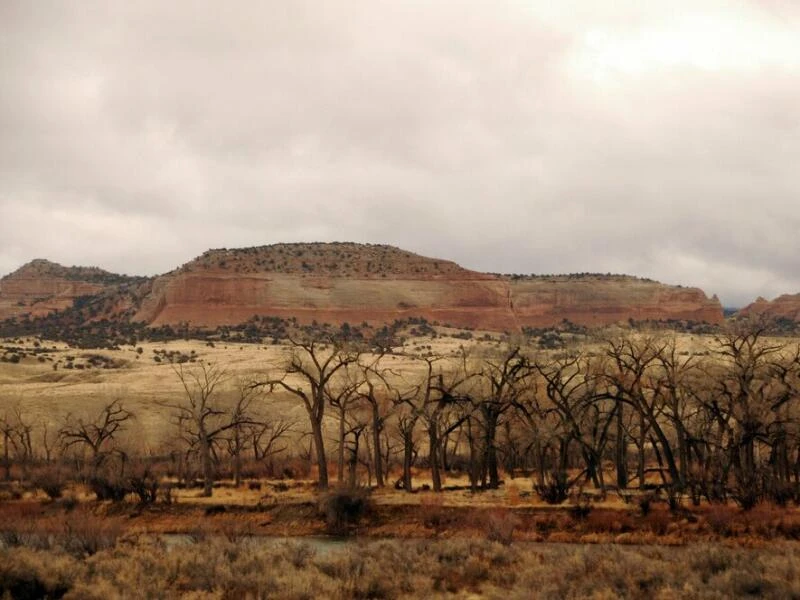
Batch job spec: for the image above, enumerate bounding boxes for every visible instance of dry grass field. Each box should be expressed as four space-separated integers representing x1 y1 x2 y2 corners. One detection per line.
2 531 800 599
0 331 518 448
0 329 718 435
3 329 800 597
2 329 800 526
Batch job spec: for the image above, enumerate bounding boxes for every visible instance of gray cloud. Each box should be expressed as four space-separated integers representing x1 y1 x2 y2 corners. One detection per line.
1 0 799 307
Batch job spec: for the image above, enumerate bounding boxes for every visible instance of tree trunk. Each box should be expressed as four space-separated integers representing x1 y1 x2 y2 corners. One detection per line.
485 412 500 489
311 420 329 490
347 436 359 488
337 406 346 484
467 418 479 493
402 430 414 492
676 422 689 487
429 426 442 492
615 403 628 488
371 404 384 487
199 431 213 497
233 427 242 488
2 431 9 482
649 419 682 489
638 411 646 489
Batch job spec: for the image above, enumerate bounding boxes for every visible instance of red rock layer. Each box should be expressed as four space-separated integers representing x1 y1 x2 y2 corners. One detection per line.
133 264 723 330
738 295 800 321
1 246 726 331
0 260 107 321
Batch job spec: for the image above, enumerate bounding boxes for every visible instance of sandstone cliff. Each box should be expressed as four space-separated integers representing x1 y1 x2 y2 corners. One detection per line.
0 260 110 321
1 244 725 331
0 259 150 324
131 243 724 330
508 275 723 327
737 294 800 322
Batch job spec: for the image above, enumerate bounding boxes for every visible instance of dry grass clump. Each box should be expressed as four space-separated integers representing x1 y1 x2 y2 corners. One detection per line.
0 503 123 557
0 547 81 600
2 529 800 598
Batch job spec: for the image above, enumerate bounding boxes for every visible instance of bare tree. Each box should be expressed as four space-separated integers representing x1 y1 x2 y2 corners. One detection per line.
250 418 296 462
161 362 237 497
258 334 361 489
59 399 133 476
699 320 800 507
418 350 476 492
327 363 365 485
477 345 531 489
223 379 264 487
352 353 402 488
602 334 683 490
1 412 14 481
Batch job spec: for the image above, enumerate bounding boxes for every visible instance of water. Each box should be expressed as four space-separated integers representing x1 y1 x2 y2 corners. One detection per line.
160 533 354 554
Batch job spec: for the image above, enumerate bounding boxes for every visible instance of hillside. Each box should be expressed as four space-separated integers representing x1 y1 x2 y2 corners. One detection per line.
738 294 800 324
0 259 148 322
1 243 725 334
133 243 723 330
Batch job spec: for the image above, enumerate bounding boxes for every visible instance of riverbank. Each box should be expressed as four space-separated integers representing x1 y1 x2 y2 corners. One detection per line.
2 494 800 547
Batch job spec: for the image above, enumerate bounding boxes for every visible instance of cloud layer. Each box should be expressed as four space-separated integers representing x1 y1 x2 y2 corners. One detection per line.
2 0 799 307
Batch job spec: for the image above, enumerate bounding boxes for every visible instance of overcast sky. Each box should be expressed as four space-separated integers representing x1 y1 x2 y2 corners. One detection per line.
1 1 799 307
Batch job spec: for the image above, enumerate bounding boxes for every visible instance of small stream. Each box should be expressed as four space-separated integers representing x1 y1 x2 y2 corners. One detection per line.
160 534 355 554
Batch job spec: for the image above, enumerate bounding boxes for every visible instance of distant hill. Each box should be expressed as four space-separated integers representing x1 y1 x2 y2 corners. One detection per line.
737 294 800 325
0 243 724 337
0 259 148 323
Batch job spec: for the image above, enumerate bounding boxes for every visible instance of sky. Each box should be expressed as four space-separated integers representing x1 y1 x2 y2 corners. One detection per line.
1 1 799 308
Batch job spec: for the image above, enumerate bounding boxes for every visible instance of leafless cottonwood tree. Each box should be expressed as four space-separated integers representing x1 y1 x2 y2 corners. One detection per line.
258 334 361 489
699 321 800 507
477 345 531 489
327 363 366 485
59 399 133 476
161 362 244 497
602 335 684 490
354 354 402 488
216 379 296 485
418 350 476 492
222 378 267 487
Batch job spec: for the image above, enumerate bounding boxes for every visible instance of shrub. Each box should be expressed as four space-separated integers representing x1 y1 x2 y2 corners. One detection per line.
319 487 373 535
0 548 78 599
32 467 66 500
485 509 520 545
89 476 129 502
62 512 122 557
534 470 572 504
127 468 159 505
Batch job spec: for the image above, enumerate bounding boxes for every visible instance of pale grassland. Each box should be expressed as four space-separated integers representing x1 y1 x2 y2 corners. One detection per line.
0 334 473 447
0 330 776 451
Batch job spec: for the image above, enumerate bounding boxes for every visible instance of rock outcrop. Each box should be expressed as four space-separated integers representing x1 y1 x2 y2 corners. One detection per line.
738 294 800 322
131 243 724 329
0 260 112 321
1 244 726 331
508 275 724 328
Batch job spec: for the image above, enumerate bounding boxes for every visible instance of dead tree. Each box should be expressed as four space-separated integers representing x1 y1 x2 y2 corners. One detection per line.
327 363 365 485
160 363 236 497
257 334 361 489
700 320 800 507
420 351 476 492
477 345 531 489
59 399 133 476
355 353 403 488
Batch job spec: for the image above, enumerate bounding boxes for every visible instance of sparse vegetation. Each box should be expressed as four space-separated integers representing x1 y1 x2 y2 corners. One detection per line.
0 536 799 599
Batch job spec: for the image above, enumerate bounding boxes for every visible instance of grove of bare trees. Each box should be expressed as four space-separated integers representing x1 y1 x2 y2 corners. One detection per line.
1 319 800 510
